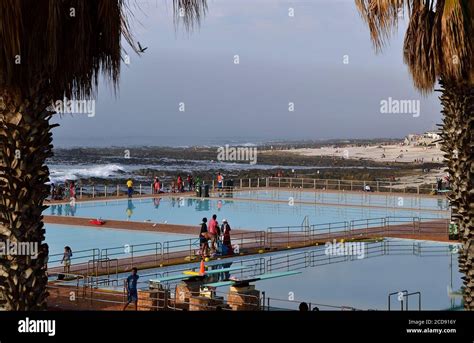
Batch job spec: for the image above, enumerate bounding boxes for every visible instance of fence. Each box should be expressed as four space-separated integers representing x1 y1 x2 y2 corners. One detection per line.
53 175 446 201
47 231 266 277
266 216 449 249
266 177 441 194
265 239 454 273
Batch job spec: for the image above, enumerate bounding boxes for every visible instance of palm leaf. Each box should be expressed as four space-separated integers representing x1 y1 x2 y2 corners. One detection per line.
356 0 473 91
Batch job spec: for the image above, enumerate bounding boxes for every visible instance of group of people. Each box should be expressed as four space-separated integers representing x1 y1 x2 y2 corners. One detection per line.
126 172 230 198
122 214 234 311
199 214 232 258
273 170 285 177
50 181 76 200
171 175 196 193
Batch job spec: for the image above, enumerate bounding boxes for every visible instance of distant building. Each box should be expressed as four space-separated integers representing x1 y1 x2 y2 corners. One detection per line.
404 134 421 145
404 131 441 147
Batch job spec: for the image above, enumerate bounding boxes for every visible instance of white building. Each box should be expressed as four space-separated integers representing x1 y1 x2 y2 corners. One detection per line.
404 131 441 147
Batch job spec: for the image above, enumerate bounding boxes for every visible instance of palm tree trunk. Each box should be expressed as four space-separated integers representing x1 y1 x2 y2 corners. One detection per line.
0 87 55 310
438 79 474 310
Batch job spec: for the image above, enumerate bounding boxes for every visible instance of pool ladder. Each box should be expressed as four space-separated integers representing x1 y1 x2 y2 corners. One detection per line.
86 257 119 288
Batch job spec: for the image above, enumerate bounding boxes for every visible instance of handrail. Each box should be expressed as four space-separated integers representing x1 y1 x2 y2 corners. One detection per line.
388 290 408 311
388 290 421 311
48 176 448 202
48 248 100 266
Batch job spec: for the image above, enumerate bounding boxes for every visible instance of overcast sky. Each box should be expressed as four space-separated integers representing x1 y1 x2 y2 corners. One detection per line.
52 0 442 147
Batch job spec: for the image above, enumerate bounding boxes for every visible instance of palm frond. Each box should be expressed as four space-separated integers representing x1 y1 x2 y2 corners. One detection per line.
355 0 406 52
0 1 207 101
173 0 207 31
356 0 473 92
438 0 472 81
403 0 437 92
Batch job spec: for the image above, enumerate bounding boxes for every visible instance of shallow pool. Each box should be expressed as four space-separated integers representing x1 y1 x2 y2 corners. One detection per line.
256 241 462 311
45 224 191 265
115 239 462 311
45 196 448 231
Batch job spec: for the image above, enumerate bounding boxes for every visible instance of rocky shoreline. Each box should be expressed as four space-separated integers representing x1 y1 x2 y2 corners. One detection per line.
47 140 444 186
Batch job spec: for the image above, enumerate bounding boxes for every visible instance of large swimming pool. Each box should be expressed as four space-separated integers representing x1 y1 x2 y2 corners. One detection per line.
45 195 448 231
227 189 450 210
105 239 462 310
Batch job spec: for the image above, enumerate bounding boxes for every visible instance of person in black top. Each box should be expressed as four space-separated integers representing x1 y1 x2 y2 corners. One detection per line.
199 217 209 258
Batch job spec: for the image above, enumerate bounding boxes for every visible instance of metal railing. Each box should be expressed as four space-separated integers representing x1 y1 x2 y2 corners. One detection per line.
266 177 443 195
388 290 422 311
102 242 163 267
48 248 100 268
266 216 449 249
49 176 447 202
265 240 453 273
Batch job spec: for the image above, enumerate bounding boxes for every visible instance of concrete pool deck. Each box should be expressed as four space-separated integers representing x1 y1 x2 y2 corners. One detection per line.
44 215 251 235
44 207 450 242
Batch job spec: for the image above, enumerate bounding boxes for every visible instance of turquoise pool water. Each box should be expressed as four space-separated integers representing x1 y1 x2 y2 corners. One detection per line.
257 242 462 311
45 224 191 265
227 190 449 211
113 239 462 311
46 196 448 231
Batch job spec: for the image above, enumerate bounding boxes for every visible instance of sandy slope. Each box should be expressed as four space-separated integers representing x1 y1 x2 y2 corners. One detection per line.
282 144 444 163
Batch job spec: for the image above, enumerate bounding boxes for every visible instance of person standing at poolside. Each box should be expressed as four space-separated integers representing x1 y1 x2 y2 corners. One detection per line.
177 175 184 192
126 178 133 198
61 246 73 274
187 175 192 191
199 217 209 258
208 214 219 254
153 177 161 194
221 219 232 255
123 267 140 311
69 180 76 199
217 172 223 189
